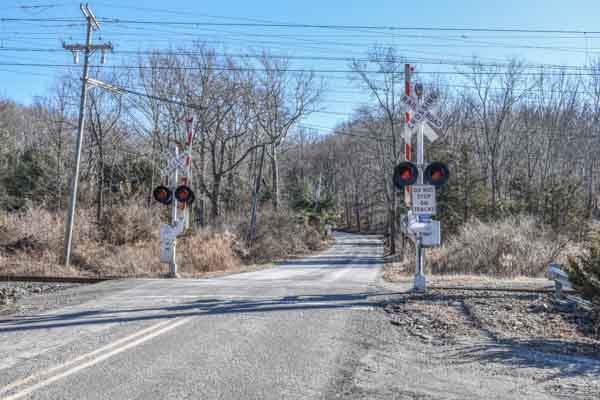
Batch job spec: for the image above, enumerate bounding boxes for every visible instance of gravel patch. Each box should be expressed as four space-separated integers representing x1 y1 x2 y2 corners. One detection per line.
329 284 600 400
0 282 81 314
384 289 600 357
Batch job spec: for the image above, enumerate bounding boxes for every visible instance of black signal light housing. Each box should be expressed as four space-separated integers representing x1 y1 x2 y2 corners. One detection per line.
424 162 449 188
393 161 419 189
153 185 173 205
174 185 195 205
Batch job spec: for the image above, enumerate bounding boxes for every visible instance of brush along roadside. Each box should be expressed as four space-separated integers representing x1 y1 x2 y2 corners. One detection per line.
0 207 331 278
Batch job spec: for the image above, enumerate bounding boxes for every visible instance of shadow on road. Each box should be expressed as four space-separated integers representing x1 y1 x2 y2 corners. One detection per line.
278 258 382 267
329 242 382 247
447 339 600 381
0 292 386 333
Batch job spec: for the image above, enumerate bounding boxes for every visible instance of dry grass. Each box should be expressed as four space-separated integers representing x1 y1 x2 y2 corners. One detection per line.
0 206 325 278
237 209 326 263
429 216 571 277
99 204 156 245
384 216 582 280
178 231 241 274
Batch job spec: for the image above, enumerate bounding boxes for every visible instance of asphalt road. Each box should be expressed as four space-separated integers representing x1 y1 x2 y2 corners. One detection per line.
0 232 384 400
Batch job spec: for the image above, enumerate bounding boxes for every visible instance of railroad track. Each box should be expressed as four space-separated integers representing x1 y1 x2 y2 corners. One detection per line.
0 275 123 284
427 285 569 293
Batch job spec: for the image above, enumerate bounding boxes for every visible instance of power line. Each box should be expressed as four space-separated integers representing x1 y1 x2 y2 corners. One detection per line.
4 61 600 77
0 3 73 11
1 46 598 71
116 86 206 110
3 17 600 35
94 19 600 36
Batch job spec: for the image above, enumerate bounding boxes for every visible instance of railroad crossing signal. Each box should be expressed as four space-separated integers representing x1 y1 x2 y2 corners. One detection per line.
398 79 448 293
393 161 449 190
153 185 195 206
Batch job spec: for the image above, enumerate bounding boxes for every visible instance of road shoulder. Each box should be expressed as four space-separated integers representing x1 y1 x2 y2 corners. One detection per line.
326 279 600 399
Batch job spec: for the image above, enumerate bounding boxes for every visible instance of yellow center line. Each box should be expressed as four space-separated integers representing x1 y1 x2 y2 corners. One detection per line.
1 317 189 399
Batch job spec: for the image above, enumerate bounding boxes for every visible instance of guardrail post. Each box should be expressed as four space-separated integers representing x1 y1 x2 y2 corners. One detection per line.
554 280 564 298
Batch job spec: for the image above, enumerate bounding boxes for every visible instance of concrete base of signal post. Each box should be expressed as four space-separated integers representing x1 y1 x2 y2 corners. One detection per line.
168 242 178 278
414 239 427 292
166 270 179 279
167 261 179 278
414 273 427 292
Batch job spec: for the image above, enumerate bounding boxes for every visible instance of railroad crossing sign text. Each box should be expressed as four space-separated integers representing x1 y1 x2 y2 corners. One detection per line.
411 184 437 215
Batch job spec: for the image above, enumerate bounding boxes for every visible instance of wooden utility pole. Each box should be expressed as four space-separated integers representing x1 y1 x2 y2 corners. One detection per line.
62 4 113 266
248 146 266 242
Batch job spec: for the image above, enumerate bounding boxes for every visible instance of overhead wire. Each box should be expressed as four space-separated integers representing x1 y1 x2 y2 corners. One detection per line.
2 8 599 136
3 61 600 77
1 46 599 71
3 16 600 35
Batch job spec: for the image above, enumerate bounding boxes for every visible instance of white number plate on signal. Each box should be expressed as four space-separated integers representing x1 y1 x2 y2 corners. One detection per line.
411 185 436 215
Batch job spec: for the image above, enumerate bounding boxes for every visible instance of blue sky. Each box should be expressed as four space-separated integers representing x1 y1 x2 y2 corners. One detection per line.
1 0 600 132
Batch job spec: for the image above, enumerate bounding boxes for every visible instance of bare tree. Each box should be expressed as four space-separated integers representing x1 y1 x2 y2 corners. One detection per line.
461 59 533 215
255 56 322 210
350 46 405 254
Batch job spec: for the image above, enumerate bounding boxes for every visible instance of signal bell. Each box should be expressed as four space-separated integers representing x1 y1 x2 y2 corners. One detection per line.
393 161 419 189
153 185 172 205
424 162 449 187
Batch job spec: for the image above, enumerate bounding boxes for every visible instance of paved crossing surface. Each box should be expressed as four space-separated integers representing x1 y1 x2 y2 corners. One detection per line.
0 232 384 400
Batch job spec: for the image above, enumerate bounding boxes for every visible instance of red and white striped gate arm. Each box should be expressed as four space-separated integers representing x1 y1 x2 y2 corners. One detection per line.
178 117 194 209
404 64 413 205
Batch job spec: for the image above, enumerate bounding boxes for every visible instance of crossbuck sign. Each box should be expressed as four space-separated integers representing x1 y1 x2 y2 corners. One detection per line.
401 91 444 142
159 149 189 178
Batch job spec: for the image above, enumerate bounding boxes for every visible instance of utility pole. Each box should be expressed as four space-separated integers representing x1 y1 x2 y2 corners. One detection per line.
248 145 266 242
62 3 113 266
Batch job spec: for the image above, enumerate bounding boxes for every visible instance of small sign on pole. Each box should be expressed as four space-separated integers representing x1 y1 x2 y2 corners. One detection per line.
411 185 436 215
159 219 185 264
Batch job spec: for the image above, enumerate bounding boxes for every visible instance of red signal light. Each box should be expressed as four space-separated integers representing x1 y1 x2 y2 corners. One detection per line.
424 162 449 188
400 169 413 181
431 169 444 181
174 185 195 205
393 162 419 189
153 185 173 205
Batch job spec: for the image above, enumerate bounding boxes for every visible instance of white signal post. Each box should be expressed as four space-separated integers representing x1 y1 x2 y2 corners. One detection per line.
168 119 194 277
415 84 426 291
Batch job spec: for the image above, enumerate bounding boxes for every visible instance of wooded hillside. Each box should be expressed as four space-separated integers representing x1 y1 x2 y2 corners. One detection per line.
1 46 600 276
